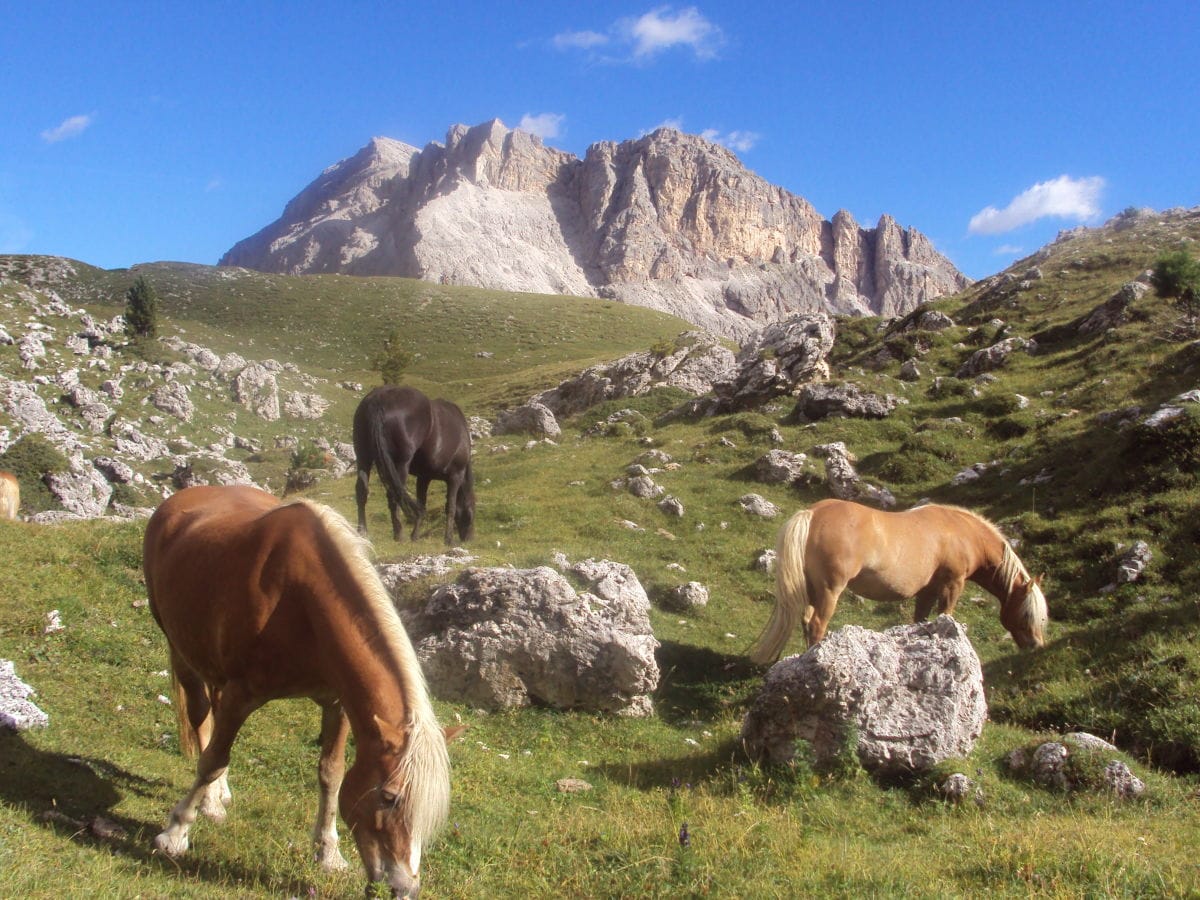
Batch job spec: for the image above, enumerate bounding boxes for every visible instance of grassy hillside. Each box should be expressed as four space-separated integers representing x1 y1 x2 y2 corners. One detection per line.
3 208 1200 897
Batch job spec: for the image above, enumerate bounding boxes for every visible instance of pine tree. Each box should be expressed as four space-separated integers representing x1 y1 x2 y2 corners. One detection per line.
124 276 160 339
374 328 412 385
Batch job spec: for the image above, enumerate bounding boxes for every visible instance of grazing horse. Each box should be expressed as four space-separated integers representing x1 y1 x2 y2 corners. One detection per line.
750 499 1048 664
0 471 18 520
144 484 456 898
353 385 475 545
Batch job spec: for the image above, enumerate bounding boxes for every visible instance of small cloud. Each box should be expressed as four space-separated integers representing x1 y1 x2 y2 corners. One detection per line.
622 6 722 60
552 29 608 51
205 177 224 193
968 175 1105 235
639 116 686 137
517 112 566 141
994 244 1023 255
556 6 722 63
700 128 760 152
41 113 94 143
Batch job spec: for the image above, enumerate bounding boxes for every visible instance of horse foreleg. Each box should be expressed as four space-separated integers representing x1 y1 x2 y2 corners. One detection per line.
412 476 430 541
915 575 966 622
440 476 461 545
355 467 371 534
312 701 351 872
155 684 258 858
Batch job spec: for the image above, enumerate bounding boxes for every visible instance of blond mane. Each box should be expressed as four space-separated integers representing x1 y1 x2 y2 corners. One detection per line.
287 499 451 848
938 503 1048 637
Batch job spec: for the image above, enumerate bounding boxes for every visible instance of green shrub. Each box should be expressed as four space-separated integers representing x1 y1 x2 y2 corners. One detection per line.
927 378 973 400
0 433 70 513
1121 407 1200 476
987 413 1035 439
874 450 955 485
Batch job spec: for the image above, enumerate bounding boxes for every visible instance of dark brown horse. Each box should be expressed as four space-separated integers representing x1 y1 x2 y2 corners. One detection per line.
144 485 457 898
353 385 475 545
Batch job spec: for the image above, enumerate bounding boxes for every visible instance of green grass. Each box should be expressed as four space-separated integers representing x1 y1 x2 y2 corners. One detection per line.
5 210 1200 895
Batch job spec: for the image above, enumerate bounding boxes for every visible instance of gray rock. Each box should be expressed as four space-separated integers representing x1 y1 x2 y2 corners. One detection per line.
813 441 896 508
955 336 1032 378
794 382 900 420
714 314 836 409
1116 540 1152 584
1077 282 1150 335
898 358 921 381
151 381 194 422
738 493 780 518
662 581 709 612
494 401 561 438
45 461 113 517
627 475 664 499
0 660 48 731
754 449 811 485
233 364 281 420
741 616 986 774
658 496 685 517
283 391 330 420
401 566 659 716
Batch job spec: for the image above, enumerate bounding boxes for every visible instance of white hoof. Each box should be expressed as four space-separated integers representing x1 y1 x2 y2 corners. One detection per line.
154 830 189 857
315 842 350 871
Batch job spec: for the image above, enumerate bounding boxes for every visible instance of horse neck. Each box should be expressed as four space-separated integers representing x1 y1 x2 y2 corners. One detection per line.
970 538 1022 604
305 566 412 736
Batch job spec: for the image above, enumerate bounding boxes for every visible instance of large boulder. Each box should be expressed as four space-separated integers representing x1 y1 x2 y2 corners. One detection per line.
494 401 561 438
741 616 986 774
813 442 896 508
232 363 281 421
401 566 659 716
955 336 1032 379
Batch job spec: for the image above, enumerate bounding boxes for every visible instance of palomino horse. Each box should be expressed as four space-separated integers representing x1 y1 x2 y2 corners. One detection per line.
144 484 455 898
0 471 18 519
353 385 475 545
749 499 1048 664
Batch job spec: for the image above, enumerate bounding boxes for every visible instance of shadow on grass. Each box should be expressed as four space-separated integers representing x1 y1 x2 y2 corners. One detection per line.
0 730 331 895
653 639 762 727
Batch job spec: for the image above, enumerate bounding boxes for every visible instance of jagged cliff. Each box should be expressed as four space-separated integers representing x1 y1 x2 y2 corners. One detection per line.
221 120 970 338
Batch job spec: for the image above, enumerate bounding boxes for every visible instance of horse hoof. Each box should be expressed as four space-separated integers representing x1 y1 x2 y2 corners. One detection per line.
316 845 350 871
154 831 189 857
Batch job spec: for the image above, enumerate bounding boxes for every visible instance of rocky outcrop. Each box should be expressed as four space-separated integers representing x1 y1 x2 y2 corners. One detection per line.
221 121 970 337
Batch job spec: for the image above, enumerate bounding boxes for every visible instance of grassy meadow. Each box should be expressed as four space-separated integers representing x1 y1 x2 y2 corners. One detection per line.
3 209 1200 897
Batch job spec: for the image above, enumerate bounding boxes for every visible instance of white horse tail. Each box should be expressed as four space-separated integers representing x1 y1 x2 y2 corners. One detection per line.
750 508 814 665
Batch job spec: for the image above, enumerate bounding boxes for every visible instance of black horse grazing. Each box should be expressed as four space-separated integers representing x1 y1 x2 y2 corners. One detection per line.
352 385 475 544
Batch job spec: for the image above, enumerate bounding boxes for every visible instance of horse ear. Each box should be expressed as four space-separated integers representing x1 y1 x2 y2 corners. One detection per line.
443 724 468 744
1035 572 1046 586
372 713 406 749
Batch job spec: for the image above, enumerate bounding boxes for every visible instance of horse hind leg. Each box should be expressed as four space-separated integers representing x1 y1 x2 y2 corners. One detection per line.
355 466 371 534
312 701 351 871
155 683 258 858
414 476 433 541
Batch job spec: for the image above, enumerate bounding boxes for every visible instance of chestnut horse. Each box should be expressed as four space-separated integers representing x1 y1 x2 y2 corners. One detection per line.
750 499 1048 664
0 471 18 520
144 485 454 898
353 385 475 545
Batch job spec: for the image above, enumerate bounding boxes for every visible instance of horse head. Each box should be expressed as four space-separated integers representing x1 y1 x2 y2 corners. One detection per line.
1001 572 1047 650
340 717 425 899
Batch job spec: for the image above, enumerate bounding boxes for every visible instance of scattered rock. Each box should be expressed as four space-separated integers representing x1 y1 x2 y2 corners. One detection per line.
0 660 49 731
494 401 561 438
738 493 780 518
661 582 709 612
813 442 896 508
794 382 901 420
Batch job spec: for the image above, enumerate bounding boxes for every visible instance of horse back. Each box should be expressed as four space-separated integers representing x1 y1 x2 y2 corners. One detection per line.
144 485 333 692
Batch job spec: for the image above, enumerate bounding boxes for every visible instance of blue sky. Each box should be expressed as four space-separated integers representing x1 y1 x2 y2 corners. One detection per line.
2 2 1196 281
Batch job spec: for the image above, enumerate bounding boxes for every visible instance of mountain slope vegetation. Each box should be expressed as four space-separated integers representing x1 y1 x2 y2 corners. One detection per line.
2 206 1200 897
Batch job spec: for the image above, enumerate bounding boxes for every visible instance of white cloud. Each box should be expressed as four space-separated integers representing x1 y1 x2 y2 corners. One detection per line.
994 244 1023 255
205 177 224 193
552 29 608 50
623 6 721 59
41 114 94 143
700 128 760 152
968 175 1105 235
555 6 722 62
517 112 566 140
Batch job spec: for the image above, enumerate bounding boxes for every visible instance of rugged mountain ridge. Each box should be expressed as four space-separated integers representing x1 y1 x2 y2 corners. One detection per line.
221 120 969 337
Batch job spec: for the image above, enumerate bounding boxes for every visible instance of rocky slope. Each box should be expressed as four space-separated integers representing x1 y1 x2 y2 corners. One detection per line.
221 121 970 338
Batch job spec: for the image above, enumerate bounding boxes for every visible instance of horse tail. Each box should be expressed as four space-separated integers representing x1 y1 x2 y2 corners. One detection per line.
169 662 200 759
750 508 814 665
370 409 418 519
